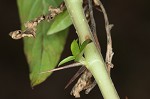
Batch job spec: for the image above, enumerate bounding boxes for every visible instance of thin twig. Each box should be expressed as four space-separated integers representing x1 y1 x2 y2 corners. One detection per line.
65 66 86 89
95 0 114 74
88 0 101 52
40 63 82 74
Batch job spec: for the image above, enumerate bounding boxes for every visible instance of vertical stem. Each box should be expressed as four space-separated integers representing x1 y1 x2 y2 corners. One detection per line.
64 0 119 99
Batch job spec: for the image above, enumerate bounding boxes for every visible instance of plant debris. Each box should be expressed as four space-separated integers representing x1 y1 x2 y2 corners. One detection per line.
9 2 65 40
70 70 93 98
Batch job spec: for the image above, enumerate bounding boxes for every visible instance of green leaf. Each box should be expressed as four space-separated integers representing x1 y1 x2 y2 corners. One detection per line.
74 39 92 62
58 56 75 66
71 39 80 56
80 39 92 52
47 10 72 35
17 0 69 87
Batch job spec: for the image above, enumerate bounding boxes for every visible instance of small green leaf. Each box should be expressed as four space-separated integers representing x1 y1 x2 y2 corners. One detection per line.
58 56 75 66
71 39 80 56
73 39 92 62
80 39 92 52
47 10 72 35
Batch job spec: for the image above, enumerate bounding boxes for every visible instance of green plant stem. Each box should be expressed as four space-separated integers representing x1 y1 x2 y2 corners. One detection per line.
64 0 120 99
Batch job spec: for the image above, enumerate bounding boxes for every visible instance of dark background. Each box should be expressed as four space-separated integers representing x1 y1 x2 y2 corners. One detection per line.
0 0 150 99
